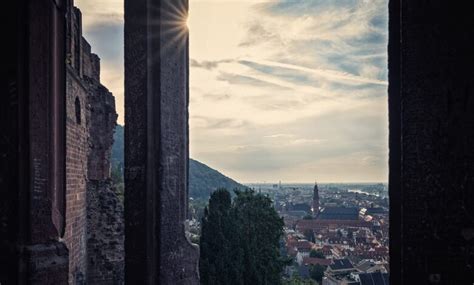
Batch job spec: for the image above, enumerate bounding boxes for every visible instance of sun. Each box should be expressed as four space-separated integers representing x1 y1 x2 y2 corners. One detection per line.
148 0 189 54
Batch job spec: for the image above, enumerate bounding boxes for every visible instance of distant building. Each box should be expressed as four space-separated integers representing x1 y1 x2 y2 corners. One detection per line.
318 207 360 221
296 219 372 233
327 259 355 273
300 257 333 267
355 259 388 274
312 182 320 217
365 207 388 216
357 272 389 285
297 264 311 279
291 202 312 214
322 259 359 285
286 210 309 218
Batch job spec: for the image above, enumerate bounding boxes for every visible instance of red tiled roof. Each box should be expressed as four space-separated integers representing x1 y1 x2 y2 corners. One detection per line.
303 257 333 266
374 246 389 253
287 240 298 248
297 240 313 250
287 247 297 257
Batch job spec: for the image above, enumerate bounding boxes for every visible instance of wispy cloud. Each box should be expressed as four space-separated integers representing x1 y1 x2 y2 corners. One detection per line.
189 0 388 182
76 0 388 182
264 134 294 138
241 59 387 86
190 59 233 70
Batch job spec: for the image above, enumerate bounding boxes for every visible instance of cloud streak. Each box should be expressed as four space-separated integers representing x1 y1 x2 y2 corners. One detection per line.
76 0 389 182
242 58 387 86
189 0 388 182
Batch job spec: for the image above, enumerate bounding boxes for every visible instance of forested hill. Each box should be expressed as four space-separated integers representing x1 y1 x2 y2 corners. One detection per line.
111 125 246 199
189 158 245 199
111 124 124 171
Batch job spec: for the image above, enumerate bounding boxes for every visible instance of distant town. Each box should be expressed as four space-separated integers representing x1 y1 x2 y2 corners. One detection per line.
190 182 389 285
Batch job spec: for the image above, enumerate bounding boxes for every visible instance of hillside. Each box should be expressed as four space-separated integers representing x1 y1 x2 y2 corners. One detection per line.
188 158 245 199
111 125 245 199
111 123 124 171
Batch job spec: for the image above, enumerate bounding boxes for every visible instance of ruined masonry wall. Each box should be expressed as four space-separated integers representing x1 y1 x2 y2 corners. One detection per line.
65 2 122 284
85 63 122 285
86 180 124 284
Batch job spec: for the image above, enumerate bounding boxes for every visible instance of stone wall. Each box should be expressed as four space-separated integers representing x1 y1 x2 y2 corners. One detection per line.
85 53 122 284
0 1 69 283
64 1 122 284
86 180 124 284
82 39 100 83
87 81 116 181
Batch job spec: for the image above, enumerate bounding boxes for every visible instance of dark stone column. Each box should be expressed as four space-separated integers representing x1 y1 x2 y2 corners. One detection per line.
0 0 69 283
387 1 401 284
392 1 474 283
124 0 199 284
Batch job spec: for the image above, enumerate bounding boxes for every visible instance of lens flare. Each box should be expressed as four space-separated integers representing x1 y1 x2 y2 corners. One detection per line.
148 0 189 56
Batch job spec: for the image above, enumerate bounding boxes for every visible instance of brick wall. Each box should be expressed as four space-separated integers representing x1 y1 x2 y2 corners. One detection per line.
65 66 89 284
64 2 122 283
64 1 123 284
64 4 89 283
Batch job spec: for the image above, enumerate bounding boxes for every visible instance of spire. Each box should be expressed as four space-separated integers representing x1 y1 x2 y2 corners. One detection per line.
312 180 320 217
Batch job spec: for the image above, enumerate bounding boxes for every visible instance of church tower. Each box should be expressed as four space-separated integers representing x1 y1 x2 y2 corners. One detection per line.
312 181 320 217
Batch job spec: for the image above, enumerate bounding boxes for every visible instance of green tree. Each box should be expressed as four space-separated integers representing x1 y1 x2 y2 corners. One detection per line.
199 189 286 285
309 249 325 259
282 276 317 285
111 163 123 185
199 189 241 285
309 264 326 284
304 230 315 243
110 163 124 201
233 189 285 285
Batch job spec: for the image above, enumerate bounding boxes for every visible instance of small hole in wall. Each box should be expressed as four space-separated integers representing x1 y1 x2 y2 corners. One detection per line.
75 97 81 124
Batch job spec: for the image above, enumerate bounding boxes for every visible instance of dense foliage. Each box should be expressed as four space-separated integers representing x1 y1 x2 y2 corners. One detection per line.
304 230 315 243
111 163 124 201
282 277 317 285
199 189 286 285
309 249 324 259
309 264 326 283
111 124 124 173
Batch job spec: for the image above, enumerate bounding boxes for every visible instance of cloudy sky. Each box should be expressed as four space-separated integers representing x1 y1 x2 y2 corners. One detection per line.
76 0 388 184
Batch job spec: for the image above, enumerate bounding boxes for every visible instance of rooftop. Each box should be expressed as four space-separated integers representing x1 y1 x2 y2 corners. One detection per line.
329 259 354 271
318 207 360 221
302 257 333 266
358 272 389 285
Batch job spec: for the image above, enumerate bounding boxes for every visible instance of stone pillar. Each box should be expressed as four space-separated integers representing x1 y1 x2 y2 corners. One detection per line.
391 1 474 283
387 1 401 283
124 0 199 284
0 0 69 283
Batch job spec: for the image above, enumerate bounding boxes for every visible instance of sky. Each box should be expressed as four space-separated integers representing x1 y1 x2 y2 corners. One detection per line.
75 0 388 184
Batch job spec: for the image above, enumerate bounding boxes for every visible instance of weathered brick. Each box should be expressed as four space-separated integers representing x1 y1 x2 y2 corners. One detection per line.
64 2 121 284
